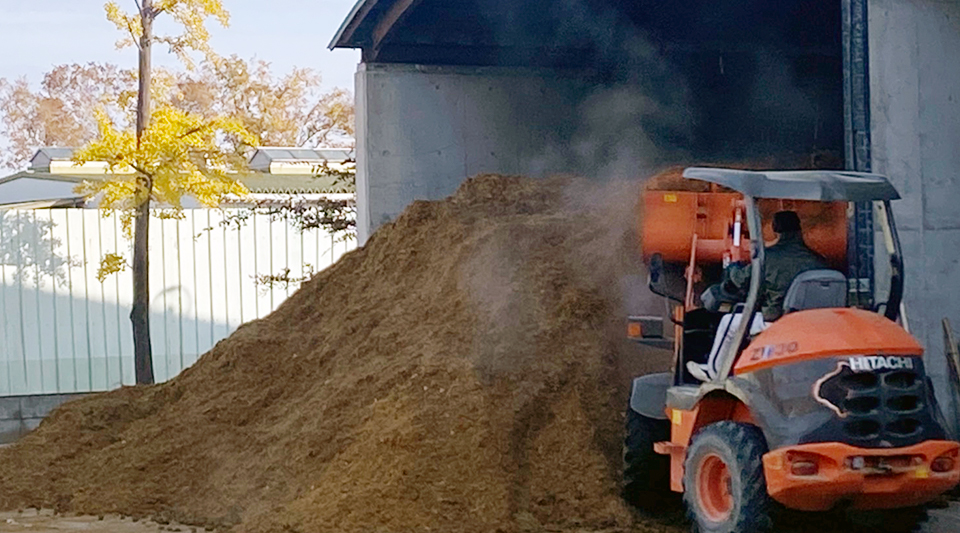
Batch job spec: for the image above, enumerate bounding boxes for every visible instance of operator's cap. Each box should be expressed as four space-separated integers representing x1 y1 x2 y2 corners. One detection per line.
773 211 802 233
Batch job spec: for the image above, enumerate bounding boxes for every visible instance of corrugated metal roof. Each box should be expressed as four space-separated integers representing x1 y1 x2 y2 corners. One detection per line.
34 147 77 160
29 147 81 171
248 147 355 172
0 171 85 186
250 147 354 160
0 170 354 196
0 198 87 209
27 147 355 174
237 173 354 195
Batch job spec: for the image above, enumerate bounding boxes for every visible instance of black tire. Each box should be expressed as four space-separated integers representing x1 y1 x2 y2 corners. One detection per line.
683 421 773 533
622 407 671 511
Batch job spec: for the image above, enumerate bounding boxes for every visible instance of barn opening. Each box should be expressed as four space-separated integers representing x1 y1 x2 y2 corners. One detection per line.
333 0 852 239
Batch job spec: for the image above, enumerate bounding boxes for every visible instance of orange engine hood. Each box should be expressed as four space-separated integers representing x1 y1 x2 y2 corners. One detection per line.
735 308 923 374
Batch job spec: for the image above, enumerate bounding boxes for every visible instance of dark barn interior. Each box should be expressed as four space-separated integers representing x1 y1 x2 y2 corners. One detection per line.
349 0 846 166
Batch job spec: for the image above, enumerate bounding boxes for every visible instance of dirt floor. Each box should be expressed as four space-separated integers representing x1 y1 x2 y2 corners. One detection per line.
0 509 210 533
0 510 658 533
5 507 960 533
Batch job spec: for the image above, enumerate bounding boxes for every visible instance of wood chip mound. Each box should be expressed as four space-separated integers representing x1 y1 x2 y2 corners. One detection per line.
0 175 675 533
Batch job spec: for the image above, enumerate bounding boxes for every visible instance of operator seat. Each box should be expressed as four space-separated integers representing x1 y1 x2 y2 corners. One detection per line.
782 269 848 315
687 270 847 382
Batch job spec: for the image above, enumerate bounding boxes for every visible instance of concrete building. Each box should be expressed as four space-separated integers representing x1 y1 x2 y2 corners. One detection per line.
868 0 960 400
332 0 960 422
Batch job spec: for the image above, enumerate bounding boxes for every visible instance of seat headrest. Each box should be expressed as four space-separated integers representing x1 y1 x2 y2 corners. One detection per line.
783 269 848 314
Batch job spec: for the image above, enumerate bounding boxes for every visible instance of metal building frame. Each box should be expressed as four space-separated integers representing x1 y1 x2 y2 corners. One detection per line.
843 0 875 308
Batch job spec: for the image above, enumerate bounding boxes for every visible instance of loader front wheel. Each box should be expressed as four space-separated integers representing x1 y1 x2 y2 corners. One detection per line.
683 421 772 533
622 407 670 511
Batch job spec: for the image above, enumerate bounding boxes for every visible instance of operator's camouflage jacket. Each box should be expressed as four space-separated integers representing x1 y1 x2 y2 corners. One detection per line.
727 232 828 321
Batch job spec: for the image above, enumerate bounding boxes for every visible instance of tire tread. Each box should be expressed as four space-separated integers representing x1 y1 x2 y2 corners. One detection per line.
682 421 772 533
622 407 670 510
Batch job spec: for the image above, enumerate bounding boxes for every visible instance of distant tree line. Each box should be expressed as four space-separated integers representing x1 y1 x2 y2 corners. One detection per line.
0 56 354 170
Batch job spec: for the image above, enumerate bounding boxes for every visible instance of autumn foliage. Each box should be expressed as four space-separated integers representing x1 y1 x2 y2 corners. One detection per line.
105 0 229 66
0 64 132 168
0 57 353 170
74 107 254 222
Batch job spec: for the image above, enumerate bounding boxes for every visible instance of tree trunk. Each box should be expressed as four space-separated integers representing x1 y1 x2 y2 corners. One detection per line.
132 1 155 385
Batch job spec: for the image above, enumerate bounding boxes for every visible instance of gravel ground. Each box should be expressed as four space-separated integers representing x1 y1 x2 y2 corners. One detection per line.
926 503 960 532
0 510 210 533
3 505 960 533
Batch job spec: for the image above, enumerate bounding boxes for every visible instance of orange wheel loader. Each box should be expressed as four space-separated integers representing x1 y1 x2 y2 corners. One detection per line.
624 168 960 533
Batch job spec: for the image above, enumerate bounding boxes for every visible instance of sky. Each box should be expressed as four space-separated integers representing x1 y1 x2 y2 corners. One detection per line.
0 0 362 91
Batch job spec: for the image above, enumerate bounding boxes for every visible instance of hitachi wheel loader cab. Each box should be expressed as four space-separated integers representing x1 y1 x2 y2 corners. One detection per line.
624 168 960 533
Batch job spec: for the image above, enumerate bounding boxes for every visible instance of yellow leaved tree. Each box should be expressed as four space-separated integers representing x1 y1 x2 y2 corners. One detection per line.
78 0 255 384
77 107 253 218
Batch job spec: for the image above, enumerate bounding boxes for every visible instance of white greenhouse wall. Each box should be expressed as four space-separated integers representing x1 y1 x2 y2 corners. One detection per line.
0 208 355 396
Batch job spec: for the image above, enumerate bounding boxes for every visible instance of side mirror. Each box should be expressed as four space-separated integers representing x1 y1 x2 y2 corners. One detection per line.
648 253 665 293
648 253 685 303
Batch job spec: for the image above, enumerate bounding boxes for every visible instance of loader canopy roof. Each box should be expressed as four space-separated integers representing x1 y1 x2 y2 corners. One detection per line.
682 167 901 202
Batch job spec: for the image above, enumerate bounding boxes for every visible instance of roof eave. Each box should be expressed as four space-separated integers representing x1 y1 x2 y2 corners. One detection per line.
329 0 377 50
0 171 90 185
0 197 86 209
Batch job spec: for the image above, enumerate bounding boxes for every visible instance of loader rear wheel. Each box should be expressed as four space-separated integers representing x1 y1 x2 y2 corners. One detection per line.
683 421 772 533
622 407 670 511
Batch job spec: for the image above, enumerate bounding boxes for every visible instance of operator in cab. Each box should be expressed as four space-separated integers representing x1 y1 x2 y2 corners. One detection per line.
689 211 829 381
726 210 829 322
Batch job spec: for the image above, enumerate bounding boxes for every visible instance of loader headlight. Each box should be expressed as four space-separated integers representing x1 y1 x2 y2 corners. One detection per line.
787 452 820 476
931 454 956 473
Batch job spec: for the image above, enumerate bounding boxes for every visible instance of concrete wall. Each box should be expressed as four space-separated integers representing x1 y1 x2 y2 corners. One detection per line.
0 393 85 443
870 0 960 419
354 58 844 242
355 63 598 241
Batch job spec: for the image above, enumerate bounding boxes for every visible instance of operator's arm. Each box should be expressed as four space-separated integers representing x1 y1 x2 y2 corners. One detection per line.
724 261 752 293
699 261 751 311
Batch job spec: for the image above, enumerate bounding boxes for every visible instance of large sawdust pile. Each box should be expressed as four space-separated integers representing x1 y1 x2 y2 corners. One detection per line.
0 175 674 533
